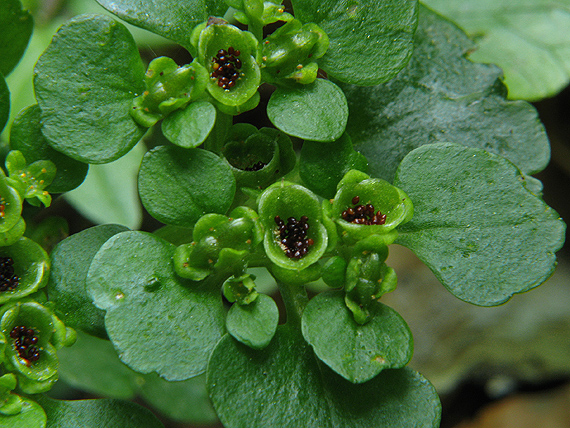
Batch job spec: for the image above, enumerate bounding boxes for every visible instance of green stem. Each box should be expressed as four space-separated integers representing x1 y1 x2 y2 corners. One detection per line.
277 281 308 328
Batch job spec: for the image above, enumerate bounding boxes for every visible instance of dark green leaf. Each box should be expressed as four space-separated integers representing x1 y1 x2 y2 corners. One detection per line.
34 14 146 164
208 327 441 427
95 0 226 49
291 0 418 85
138 146 236 227
162 101 216 148
37 396 164 428
343 5 550 182
86 231 225 380
226 294 279 349
140 373 218 424
48 224 129 338
0 75 8 134
267 79 348 142
394 143 566 306
0 0 33 77
300 133 367 198
57 331 141 399
423 0 570 101
0 398 46 428
10 105 89 193
302 291 412 383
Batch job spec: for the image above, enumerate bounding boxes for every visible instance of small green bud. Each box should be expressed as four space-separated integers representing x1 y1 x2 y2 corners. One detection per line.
223 274 259 305
5 151 56 207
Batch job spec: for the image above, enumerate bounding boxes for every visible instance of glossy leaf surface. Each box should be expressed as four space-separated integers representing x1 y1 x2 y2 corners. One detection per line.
267 78 348 142
0 398 46 428
208 327 441 427
138 146 236 227
423 0 570 101
302 291 412 383
87 231 225 380
226 294 279 349
0 75 8 134
291 0 418 85
0 0 33 77
162 101 216 148
34 14 146 163
394 143 566 306
343 6 550 182
48 224 129 338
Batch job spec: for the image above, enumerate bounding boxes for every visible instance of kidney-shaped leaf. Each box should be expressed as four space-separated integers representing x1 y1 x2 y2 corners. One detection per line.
342 5 550 182
302 291 413 384
291 0 418 85
208 327 441 428
34 14 146 164
87 231 225 380
394 143 566 306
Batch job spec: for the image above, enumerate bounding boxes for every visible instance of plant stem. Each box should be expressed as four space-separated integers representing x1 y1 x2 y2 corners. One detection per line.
277 281 308 328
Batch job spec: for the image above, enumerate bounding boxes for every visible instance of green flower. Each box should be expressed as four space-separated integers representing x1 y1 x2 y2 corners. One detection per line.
131 56 208 127
192 19 261 108
5 150 56 208
223 273 259 305
258 182 328 270
229 0 294 27
0 173 22 235
260 19 329 85
328 170 414 246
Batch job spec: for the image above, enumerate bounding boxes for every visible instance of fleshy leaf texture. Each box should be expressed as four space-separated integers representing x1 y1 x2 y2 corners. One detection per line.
0 74 8 134
9 105 88 193
267 78 348 142
48 224 129 339
291 0 418 85
0 398 46 428
394 143 566 306
162 101 216 148
226 294 279 350
96 0 227 48
138 146 236 227
208 327 441 427
87 231 225 380
302 291 413 384
342 5 551 182
34 14 146 164
0 0 33 77
423 0 570 101
37 396 165 428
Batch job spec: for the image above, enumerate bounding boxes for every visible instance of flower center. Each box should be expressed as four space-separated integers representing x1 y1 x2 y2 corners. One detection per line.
10 325 40 364
0 196 6 219
274 215 314 259
342 196 386 225
0 257 19 292
244 161 266 171
211 47 242 90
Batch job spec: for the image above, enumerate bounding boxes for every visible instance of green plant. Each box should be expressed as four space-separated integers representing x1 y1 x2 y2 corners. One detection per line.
0 0 566 426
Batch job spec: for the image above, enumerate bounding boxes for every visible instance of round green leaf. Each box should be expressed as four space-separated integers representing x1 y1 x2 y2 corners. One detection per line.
9 105 88 193
226 294 279 350
95 0 227 49
57 331 141 399
394 143 566 306
138 146 236 227
140 373 218 425
34 14 146 164
86 231 225 380
0 75 8 134
302 291 413 383
343 5 551 182
291 0 418 85
0 0 33 77
48 224 129 338
37 396 164 428
267 79 348 142
424 0 570 101
162 101 216 148
208 327 441 427
300 133 368 199
0 398 46 428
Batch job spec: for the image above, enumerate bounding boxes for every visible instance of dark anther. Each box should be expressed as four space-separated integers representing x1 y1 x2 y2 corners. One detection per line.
342 197 387 225
274 216 314 259
0 256 20 292
10 325 40 365
211 47 242 90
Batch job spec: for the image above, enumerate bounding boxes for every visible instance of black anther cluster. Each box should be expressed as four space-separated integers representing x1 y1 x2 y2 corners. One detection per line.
244 161 266 171
274 215 314 259
0 256 19 292
341 196 387 225
211 47 242 90
10 325 40 364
